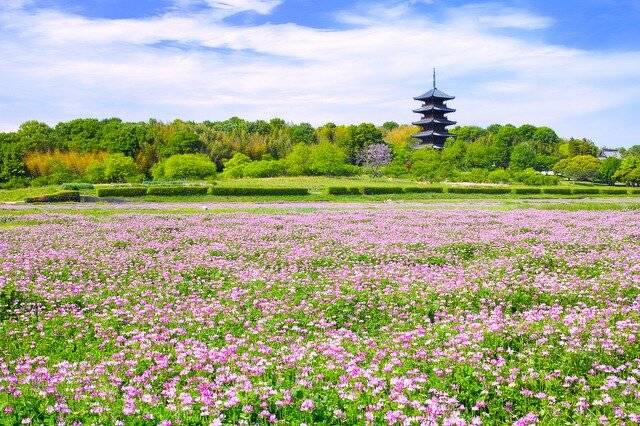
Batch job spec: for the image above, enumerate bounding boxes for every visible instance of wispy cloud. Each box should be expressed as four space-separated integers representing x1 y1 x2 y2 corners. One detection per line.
0 0 639 146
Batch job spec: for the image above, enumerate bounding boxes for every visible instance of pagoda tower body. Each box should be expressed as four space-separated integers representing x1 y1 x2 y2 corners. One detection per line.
412 70 456 149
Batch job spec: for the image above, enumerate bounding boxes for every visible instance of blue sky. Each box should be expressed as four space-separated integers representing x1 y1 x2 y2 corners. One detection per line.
1 0 640 146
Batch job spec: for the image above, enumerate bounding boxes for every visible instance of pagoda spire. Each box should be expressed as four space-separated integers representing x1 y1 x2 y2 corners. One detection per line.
412 71 456 149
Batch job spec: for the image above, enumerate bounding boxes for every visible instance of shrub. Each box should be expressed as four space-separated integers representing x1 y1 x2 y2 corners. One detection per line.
571 187 600 195
1 177 30 189
512 168 557 186
403 186 444 193
146 186 209 196
221 153 252 178
447 186 511 194
487 169 511 184
543 187 572 195
96 186 147 197
241 160 287 178
513 187 542 195
599 187 629 195
153 154 217 180
327 187 362 195
361 186 405 195
62 182 94 190
25 190 80 203
209 187 309 196
102 153 142 183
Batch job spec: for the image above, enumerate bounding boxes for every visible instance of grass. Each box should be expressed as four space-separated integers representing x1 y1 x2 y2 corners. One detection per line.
1 177 638 203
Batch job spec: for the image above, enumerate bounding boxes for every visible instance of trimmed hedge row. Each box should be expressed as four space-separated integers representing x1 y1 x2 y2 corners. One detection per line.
327 187 362 195
209 187 309 196
447 186 512 194
543 187 572 195
147 186 209 196
26 191 80 203
96 186 148 197
514 187 543 195
404 186 445 194
327 185 636 196
361 186 406 195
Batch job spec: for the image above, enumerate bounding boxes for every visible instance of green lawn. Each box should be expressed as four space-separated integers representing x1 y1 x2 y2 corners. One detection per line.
0 177 637 203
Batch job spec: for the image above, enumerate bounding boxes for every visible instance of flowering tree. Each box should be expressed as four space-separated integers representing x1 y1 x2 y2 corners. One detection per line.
358 143 392 177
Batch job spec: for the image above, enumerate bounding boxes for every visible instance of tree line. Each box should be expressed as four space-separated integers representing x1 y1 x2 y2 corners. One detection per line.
0 117 638 187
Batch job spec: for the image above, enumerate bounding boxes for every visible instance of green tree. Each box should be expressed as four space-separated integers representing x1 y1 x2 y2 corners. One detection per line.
308 142 354 175
532 127 559 155
17 121 57 152
152 153 217 180
598 157 621 185
221 152 252 178
158 130 202 158
410 148 441 180
382 121 399 131
510 143 537 170
553 155 600 182
285 144 311 176
613 155 640 186
289 123 316 145
316 123 336 144
451 126 485 144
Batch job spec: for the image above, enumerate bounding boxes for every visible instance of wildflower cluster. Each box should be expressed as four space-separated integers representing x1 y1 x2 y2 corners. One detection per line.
1 204 639 425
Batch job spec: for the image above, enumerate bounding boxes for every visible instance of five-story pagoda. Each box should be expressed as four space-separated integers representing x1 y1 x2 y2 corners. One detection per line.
412 69 456 149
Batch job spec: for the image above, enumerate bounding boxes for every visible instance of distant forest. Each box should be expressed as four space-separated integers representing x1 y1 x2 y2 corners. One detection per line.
1 117 639 187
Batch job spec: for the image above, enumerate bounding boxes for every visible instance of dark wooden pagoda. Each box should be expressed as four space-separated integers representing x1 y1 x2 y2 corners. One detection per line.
412 69 456 149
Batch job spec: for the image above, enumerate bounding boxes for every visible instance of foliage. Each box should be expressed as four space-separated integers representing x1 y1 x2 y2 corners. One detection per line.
101 153 142 183
327 187 362 195
146 186 209 196
598 157 621 185
447 186 512 194
361 186 405 195
0 118 625 185
209 187 309 196
613 155 640 186
553 155 601 182
153 154 217 181
95 186 147 197
24 190 80 203
509 143 537 170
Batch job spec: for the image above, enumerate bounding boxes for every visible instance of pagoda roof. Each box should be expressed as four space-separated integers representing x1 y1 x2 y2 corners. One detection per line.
413 105 456 114
414 88 455 101
412 118 457 126
414 130 453 138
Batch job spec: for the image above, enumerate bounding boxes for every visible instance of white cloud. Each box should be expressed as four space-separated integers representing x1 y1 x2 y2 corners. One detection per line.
0 0 639 146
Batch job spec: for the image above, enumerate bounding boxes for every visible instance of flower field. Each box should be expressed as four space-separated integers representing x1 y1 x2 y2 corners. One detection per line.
1 205 640 425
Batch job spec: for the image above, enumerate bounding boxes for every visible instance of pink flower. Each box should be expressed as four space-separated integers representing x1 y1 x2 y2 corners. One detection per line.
300 399 314 412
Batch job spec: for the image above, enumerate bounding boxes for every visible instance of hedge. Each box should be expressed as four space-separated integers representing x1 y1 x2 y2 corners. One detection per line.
96 186 148 197
513 187 543 195
25 191 80 203
210 187 309 196
361 186 406 195
600 187 629 195
61 182 94 190
327 187 362 195
543 187 572 195
629 188 640 195
571 188 600 195
447 186 512 194
146 186 209 196
404 186 445 194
